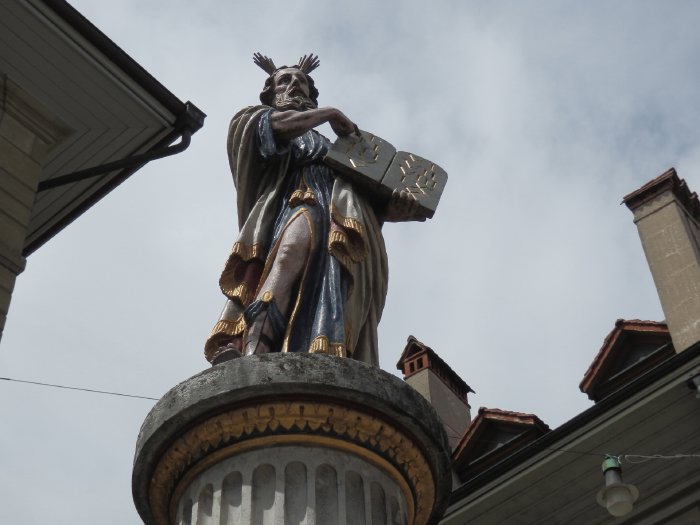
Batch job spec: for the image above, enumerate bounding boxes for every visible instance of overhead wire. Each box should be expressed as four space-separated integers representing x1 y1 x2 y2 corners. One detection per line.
2 378 698 466
622 453 700 464
0 376 158 401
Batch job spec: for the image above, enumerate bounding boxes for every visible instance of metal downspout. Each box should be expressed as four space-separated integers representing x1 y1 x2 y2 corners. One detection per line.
37 101 204 192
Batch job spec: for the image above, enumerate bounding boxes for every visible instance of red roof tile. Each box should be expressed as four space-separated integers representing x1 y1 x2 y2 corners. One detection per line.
580 319 673 401
396 336 474 401
452 407 549 480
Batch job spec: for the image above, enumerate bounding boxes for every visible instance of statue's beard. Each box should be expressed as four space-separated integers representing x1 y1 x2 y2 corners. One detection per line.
273 92 317 111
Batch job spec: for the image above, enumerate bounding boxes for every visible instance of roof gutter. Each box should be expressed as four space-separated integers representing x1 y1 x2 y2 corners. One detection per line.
22 0 206 256
40 0 187 116
448 341 700 505
37 102 205 192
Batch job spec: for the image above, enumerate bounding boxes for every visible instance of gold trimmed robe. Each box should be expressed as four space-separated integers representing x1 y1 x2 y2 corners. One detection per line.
205 106 388 365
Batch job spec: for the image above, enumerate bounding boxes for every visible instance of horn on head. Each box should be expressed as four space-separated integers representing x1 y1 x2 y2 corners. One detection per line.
253 52 276 75
253 53 320 75
297 54 320 74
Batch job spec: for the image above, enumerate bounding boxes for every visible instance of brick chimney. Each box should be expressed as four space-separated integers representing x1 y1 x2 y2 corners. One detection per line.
396 336 474 450
623 168 700 352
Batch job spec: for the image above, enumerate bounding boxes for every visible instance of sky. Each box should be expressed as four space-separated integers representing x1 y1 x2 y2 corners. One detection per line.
3 1 700 523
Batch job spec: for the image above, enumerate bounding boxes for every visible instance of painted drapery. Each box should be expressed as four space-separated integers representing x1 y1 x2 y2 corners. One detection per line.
205 106 388 365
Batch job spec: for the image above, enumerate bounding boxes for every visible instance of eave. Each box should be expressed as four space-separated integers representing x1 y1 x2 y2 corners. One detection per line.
443 342 700 524
0 0 205 255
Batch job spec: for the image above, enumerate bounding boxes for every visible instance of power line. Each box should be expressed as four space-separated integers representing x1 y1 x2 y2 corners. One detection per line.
3 378 697 465
0 377 159 401
622 453 700 464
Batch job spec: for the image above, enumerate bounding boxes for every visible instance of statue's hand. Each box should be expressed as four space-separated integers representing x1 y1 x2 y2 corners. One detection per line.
329 109 360 137
383 189 426 223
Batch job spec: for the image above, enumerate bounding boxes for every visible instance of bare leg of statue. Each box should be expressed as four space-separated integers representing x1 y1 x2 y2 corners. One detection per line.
244 211 313 355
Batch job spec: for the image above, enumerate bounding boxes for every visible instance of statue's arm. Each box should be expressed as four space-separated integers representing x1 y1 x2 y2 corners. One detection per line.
270 108 359 143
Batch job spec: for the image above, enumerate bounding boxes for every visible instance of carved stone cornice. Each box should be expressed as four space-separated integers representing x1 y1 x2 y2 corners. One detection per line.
623 168 700 225
133 354 451 525
150 400 433 525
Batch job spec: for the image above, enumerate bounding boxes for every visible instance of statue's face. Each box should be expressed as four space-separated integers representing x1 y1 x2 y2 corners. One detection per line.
273 68 310 98
271 68 314 110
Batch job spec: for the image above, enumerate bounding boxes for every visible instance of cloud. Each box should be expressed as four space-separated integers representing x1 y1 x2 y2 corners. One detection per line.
3 1 700 522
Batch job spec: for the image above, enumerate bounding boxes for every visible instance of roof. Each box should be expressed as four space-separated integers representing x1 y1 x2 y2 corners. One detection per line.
396 335 474 401
445 342 700 524
1 0 205 255
579 319 674 402
452 407 549 480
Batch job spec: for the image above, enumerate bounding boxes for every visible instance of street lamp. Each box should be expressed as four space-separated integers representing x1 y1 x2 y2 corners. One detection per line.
596 456 639 517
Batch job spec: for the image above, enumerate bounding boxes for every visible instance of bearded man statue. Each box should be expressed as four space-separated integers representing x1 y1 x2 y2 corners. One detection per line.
205 54 418 366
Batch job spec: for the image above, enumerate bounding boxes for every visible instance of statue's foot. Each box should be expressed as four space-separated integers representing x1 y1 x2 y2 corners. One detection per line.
212 342 242 366
243 296 285 356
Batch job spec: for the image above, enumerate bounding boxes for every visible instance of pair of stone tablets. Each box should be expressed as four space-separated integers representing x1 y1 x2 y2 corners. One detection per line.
324 130 447 220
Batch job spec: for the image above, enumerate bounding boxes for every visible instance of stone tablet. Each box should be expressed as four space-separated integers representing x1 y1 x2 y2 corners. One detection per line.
381 151 447 219
323 130 396 188
324 129 447 219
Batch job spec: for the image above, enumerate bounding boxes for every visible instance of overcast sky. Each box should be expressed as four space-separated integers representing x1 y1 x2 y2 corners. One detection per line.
3 1 700 523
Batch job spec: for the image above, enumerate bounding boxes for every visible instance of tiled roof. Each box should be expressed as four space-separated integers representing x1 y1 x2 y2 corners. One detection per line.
579 319 673 401
452 407 549 480
396 336 474 400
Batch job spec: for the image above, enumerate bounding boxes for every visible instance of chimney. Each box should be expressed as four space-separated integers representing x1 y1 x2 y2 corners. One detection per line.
623 168 700 352
396 336 474 449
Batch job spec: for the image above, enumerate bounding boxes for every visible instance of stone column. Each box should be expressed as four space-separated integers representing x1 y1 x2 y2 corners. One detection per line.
0 75 72 338
132 354 451 525
623 168 700 352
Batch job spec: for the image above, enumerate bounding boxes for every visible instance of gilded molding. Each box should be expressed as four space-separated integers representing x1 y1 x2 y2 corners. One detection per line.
205 317 246 361
148 400 435 525
329 212 368 262
328 234 355 272
229 241 265 262
219 282 253 306
289 188 317 206
219 242 265 297
208 317 246 338
336 214 366 239
309 335 347 357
